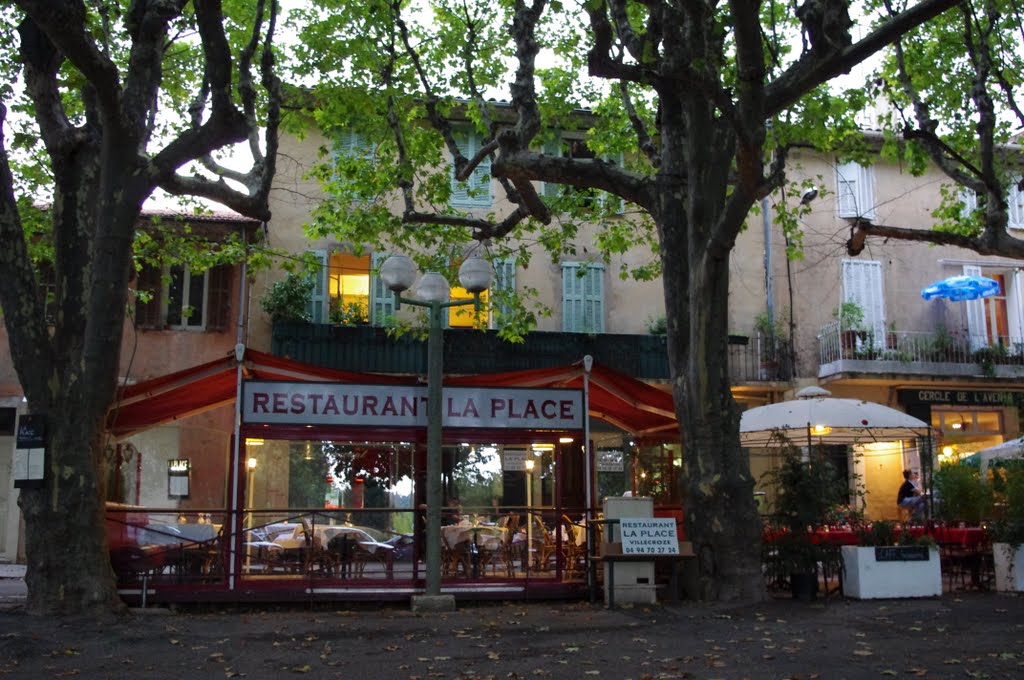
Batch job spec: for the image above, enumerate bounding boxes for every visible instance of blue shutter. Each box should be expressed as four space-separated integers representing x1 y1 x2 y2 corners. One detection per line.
370 252 394 326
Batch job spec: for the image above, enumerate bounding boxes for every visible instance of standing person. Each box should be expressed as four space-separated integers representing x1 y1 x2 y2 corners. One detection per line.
897 469 926 518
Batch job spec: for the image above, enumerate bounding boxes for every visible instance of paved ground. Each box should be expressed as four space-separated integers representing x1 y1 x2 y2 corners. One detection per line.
0 577 1022 680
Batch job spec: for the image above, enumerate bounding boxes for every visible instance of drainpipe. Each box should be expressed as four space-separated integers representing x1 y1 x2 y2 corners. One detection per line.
226 221 254 591
763 197 774 330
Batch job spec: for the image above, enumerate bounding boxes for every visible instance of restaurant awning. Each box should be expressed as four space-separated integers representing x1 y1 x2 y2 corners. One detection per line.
107 349 679 439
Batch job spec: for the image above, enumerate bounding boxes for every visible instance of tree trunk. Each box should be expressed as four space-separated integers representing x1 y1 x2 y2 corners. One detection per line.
656 102 764 602
11 147 140 616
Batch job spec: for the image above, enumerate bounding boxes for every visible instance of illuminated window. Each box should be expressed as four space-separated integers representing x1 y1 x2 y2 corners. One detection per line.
448 286 488 328
328 253 370 324
305 251 393 326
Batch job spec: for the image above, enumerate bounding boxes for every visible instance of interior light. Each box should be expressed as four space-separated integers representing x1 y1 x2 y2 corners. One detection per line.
247 457 258 470
245 437 264 446
525 458 535 472
559 437 574 443
942 446 954 457
811 425 832 436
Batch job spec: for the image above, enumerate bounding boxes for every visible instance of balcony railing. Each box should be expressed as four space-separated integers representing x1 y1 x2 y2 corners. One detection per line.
818 321 1024 378
271 323 793 384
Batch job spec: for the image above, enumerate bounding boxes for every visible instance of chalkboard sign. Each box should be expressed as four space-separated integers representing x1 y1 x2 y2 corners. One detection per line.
874 545 930 562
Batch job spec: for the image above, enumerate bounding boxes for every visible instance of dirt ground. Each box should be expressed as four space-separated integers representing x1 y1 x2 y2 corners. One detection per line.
1 592 1022 680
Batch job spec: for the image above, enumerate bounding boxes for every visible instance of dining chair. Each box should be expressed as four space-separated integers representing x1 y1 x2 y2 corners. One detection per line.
531 514 557 571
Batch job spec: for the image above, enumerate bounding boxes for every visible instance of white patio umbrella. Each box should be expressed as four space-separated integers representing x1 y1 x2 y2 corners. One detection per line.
972 437 1024 475
740 386 931 447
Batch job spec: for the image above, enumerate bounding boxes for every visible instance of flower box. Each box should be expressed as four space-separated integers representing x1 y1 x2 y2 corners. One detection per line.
993 543 1024 592
841 545 942 599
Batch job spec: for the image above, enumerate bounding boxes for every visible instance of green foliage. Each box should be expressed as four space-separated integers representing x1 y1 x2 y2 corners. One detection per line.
763 447 848 533
329 300 369 326
857 520 897 547
932 463 993 526
990 459 1024 547
754 311 786 339
261 274 314 323
832 301 866 331
646 315 668 336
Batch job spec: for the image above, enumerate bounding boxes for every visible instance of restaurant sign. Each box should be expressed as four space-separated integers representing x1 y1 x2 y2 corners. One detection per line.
242 381 584 429
897 388 1022 407
620 518 679 555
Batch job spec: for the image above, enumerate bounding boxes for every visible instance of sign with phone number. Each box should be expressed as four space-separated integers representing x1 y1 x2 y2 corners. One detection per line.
620 518 679 555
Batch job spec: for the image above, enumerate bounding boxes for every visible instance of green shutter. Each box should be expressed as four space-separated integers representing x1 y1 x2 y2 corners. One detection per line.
451 127 491 208
562 262 603 333
582 264 605 333
306 250 328 323
492 258 517 328
370 252 394 326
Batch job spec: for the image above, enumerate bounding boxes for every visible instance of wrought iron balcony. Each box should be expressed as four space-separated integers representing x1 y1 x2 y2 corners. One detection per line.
817 321 1024 379
271 323 793 384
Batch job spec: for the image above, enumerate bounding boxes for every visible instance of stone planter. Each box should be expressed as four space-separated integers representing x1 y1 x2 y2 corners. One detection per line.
993 543 1024 592
841 545 942 599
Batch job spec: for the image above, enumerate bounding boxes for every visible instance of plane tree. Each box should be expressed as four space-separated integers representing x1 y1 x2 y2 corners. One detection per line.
292 0 961 600
0 0 281 616
846 0 1024 258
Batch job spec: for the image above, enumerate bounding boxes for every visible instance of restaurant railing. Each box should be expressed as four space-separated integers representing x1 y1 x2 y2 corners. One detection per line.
104 505 593 593
818 322 1024 375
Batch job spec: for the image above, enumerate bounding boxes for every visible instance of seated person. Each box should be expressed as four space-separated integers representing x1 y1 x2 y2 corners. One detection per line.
441 497 463 526
897 469 926 518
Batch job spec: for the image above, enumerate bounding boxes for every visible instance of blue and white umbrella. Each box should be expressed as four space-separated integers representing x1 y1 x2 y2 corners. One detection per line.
921 275 1001 302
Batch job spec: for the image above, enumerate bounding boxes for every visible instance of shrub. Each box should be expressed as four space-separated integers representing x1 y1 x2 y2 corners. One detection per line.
932 463 992 526
261 273 314 323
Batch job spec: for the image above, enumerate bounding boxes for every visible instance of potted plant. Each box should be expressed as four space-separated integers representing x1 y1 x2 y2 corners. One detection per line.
833 301 867 351
754 312 786 379
841 521 942 599
762 445 848 600
989 458 1024 591
932 462 993 527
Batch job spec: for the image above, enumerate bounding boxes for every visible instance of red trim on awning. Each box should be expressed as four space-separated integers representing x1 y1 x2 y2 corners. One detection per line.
107 350 678 439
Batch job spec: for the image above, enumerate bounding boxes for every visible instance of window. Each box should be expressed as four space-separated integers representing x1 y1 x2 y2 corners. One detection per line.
835 161 877 221
543 138 624 213
562 262 604 333
959 178 1024 230
135 263 231 331
841 259 885 345
962 264 1024 351
1010 176 1024 230
450 127 491 208
305 250 390 326
447 286 488 328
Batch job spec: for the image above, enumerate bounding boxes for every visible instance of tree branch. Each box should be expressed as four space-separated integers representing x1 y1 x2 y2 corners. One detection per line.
847 219 1024 259
766 0 962 115
0 104 52 401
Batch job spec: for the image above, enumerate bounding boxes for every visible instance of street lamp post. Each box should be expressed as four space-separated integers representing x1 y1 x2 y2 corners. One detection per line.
380 254 491 610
